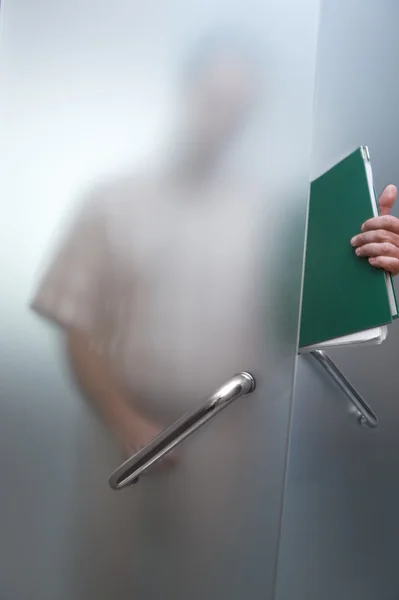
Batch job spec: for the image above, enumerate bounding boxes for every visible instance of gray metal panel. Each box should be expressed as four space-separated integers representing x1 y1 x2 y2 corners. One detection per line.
0 1 320 599
277 2 399 599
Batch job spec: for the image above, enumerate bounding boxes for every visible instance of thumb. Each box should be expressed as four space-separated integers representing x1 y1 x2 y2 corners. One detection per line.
379 184 397 216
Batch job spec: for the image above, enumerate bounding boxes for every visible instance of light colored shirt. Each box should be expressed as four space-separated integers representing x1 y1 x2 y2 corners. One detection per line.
31 170 258 419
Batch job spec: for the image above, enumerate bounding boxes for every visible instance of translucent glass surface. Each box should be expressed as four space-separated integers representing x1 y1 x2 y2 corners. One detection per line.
0 0 319 598
276 2 399 599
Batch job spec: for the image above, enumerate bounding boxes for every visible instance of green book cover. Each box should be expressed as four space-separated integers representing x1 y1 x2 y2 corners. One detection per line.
300 147 398 349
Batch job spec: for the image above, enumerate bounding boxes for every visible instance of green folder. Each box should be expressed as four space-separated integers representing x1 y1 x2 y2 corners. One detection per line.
299 146 398 352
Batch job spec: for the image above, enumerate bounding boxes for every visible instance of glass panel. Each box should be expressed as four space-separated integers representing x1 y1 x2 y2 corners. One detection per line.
0 0 319 598
276 2 399 599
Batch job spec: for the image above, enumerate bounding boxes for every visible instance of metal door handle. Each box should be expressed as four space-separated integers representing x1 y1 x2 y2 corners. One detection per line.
310 350 378 428
109 372 256 490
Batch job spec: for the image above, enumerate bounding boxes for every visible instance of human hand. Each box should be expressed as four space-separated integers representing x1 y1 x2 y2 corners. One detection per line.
112 407 177 469
351 184 399 275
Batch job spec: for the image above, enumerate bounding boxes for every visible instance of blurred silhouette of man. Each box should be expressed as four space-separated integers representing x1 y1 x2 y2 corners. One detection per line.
31 35 261 459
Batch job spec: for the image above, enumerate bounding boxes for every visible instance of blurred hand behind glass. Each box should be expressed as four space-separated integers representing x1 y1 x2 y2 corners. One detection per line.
114 407 178 471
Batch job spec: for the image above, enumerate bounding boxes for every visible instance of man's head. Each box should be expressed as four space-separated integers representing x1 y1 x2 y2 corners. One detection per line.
181 33 259 157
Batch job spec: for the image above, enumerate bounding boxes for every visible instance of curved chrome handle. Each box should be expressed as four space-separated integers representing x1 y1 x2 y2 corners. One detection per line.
109 372 256 491
310 351 378 428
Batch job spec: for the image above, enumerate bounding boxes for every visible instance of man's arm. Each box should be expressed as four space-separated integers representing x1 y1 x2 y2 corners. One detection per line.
66 327 164 457
67 328 131 431
31 191 171 461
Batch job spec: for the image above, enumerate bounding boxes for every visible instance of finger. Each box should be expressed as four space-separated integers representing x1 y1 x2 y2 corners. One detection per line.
351 229 399 247
161 449 179 464
355 242 399 258
152 455 178 473
378 184 397 216
361 214 399 234
167 450 179 463
369 256 399 273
